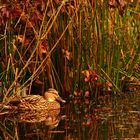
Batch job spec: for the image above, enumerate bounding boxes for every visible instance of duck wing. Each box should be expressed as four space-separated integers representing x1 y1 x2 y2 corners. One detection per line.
9 95 42 106
21 95 42 103
18 95 47 110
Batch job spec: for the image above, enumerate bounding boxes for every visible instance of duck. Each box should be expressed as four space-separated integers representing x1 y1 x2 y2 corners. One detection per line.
7 88 66 111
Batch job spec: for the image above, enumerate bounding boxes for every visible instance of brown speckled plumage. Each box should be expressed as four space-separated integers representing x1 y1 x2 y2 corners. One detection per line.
9 88 66 110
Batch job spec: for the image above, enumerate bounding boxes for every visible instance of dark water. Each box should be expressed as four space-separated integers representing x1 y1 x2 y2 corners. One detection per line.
0 93 140 140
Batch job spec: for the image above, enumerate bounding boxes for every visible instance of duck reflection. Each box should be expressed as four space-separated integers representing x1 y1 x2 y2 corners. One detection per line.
0 109 66 140
13 109 64 128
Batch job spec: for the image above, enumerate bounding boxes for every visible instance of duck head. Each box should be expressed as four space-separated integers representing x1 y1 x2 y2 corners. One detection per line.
44 88 66 103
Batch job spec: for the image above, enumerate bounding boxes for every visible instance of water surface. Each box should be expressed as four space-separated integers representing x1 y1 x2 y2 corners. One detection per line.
0 93 140 140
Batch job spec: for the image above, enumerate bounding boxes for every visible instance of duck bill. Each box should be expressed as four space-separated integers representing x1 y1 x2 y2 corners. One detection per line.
57 97 66 103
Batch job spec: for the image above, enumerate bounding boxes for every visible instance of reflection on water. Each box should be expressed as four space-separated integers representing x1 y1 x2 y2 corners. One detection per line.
0 93 140 140
0 108 65 139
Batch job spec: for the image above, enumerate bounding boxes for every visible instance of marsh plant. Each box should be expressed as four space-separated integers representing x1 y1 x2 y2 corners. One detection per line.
0 0 139 101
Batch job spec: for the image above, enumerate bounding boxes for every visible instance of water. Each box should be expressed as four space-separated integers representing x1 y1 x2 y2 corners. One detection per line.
0 93 140 140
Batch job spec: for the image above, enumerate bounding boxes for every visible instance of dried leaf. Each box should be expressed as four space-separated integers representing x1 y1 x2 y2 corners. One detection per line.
109 0 127 16
35 78 43 85
82 69 98 82
85 91 90 97
109 0 118 8
16 35 29 46
82 70 90 82
62 49 72 60
39 43 47 54
38 40 49 59
106 81 113 91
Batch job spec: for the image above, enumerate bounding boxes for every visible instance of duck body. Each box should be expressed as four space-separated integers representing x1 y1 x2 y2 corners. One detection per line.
9 88 66 111
15 95 60 110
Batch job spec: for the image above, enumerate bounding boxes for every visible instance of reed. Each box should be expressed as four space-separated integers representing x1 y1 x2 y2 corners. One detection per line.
0 0 139 100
